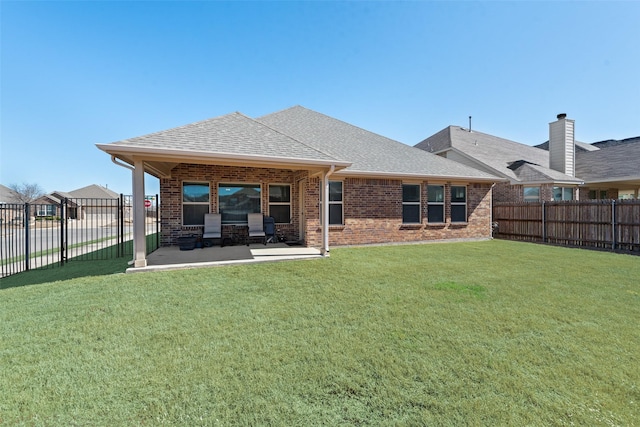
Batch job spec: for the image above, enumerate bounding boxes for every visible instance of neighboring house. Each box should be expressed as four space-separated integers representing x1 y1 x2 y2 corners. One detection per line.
0 184 21 204
32 191 76 218
31 185 121 221
0 184 22 225
68 184 121 222
97 106 501 268
416 114 639 202
568 138 639 200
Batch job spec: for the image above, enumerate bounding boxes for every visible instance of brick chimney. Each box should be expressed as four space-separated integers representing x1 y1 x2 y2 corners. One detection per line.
549 113 575 177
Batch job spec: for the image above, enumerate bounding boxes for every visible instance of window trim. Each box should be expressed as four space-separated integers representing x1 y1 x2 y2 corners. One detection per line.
268 183 291 224
450 185 467 223
182 181 210 226
218 182 262 225
427 184 445 224
402 183 421 224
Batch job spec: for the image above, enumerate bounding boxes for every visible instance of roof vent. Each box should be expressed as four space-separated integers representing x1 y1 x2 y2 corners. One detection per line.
557 113 567 120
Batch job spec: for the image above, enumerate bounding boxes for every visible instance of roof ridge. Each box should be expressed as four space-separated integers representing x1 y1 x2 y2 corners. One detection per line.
254 107 349 163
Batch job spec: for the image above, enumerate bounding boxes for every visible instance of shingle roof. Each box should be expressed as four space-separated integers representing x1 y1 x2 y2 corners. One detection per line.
68 184 119 199
415 125 582 184
258 106 498 180
535 140 598 152
576 141 640 183
0 184 21 204
104 112 342 165
591 136 640 149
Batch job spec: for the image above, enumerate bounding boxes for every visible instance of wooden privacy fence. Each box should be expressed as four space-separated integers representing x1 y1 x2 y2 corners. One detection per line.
493 200 640 253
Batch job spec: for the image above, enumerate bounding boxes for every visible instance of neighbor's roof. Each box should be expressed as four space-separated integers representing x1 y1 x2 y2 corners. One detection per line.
69 184 119 199
415 125 582 184
535 140 598 152
576 140 640 186
0 184 20 203
258 106 499 181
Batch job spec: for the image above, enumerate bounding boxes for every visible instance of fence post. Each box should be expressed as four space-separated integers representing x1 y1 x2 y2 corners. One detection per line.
612 200 616 251
541 201 546 243
24 203 30 271
60 198 67 265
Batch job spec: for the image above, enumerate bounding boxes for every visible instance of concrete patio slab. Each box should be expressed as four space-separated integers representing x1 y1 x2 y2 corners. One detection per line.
127 243 323 273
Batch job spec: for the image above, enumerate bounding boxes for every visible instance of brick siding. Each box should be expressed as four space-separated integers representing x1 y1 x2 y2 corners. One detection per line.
160 164 493 248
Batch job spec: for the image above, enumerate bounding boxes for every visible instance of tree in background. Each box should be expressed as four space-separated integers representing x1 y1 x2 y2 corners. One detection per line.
8 183 45 203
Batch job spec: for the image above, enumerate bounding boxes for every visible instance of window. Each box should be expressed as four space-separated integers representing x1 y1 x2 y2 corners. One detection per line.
183 182 210 225
588 189 609 200
269 184 291 224
402 184 421 224
218 183 261 224
451 186 467 223
523 186 540 202
427 185 445 223
36 205 57 217
320 180 343 225
553 187 574 201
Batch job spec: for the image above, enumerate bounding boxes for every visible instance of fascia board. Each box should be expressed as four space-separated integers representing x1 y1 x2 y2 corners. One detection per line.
97 144 352 170
334 169 506 183
582 176 640 185
518 179 585 186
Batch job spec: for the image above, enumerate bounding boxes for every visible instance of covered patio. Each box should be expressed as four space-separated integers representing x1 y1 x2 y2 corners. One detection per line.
127 242 322 273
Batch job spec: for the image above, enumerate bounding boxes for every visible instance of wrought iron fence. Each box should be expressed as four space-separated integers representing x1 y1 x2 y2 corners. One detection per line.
0 195 159 278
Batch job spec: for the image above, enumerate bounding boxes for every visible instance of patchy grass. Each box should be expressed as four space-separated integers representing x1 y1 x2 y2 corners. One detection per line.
1 240 638 425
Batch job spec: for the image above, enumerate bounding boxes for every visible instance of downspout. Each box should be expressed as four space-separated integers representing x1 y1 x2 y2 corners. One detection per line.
490 183 496 238
111 156 136 265
322 165 336 256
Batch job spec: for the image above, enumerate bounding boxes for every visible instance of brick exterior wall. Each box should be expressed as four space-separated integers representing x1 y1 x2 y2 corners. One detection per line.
303 177 493 247
493 182 578 202
160 164 493 248
160 164 303 246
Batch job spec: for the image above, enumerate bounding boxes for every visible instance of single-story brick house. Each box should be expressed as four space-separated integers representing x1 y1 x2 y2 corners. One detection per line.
97 106 500 268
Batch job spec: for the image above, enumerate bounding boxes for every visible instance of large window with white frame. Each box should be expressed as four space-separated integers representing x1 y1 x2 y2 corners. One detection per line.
553 186 574 201
320 180 343 225
451 185 467 223
427 185 445 223
523 186 540 202
402 183 421 224
218 183 261 224
183 182 210 226
269 184 291 224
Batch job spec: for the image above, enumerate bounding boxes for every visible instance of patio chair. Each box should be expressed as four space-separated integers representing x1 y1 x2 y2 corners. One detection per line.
247 213 266 245
263 216 276 244
202 213 222 246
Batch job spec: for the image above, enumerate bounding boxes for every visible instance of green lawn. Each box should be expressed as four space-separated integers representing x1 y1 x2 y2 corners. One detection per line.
1 240 638 426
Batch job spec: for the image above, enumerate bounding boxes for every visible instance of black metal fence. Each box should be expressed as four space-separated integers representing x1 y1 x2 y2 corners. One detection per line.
0 195 159 278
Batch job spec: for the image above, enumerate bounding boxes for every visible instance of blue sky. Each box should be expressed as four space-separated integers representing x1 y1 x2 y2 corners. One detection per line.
2 1 639 196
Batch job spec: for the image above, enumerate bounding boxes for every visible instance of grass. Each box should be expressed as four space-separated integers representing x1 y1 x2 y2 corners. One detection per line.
1 240 638 425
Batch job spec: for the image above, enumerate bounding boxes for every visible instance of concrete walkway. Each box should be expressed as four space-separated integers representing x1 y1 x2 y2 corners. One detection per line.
127 242 323 273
